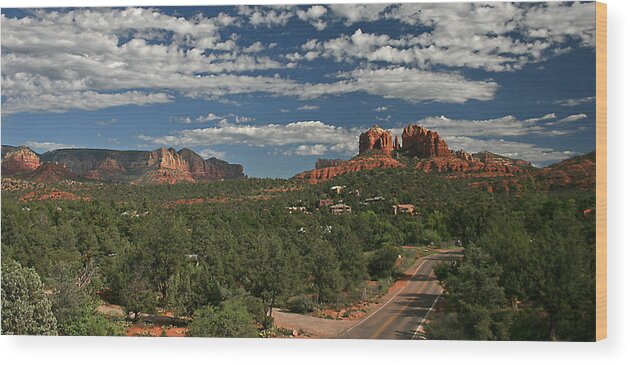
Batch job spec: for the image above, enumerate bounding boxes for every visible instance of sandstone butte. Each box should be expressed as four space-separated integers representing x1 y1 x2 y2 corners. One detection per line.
1 145 244 185
1 146 41 175
359 125 394 156
293 124 593 190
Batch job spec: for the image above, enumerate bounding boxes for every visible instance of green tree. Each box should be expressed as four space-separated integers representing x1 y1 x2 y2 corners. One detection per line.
188 300 258 338
246 234 298 320
311 239 343 304
1 259 58 335
440 245 512 340
367 244 401 279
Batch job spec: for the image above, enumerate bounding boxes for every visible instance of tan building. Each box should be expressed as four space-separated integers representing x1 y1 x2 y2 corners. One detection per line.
330 203 352 215
317 198 334 208
392 204 415 215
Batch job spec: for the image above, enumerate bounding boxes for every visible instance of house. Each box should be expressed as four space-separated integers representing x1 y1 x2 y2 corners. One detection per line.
285 206 307 214
364 196 385 203
330 185 346 195
330 203 352 215
317 198 334 208
392 204 415 215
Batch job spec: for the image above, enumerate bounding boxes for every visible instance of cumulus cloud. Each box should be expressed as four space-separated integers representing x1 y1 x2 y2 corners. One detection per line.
24 141 77 152
374 106 388 112
139 120 361 156
198 148 227 160
291 144 329 156
328 4 390 25
298 3 595 72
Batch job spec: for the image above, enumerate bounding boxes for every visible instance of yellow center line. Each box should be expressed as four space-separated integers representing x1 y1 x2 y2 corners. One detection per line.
369 270 434 339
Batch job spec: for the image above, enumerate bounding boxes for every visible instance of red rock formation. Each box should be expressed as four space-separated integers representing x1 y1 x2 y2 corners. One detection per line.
294 155 403 183
38 147 243 184
536 152 595 190
315 158 345 169
1 146 41 175
359 125 394 156
401 125 450 158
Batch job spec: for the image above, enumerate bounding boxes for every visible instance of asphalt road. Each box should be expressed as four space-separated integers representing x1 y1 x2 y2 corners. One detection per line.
338 250 461 340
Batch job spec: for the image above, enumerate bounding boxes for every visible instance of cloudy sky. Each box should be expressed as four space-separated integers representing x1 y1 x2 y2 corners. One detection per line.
1 2 596 177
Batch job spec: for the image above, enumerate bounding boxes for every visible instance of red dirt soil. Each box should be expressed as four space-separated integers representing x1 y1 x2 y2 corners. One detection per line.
19 190 91 202
127 325 187 337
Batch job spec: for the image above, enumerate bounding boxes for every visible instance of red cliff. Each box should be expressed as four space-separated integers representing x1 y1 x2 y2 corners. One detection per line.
359 125 394 156
401 125 450 158
1 146 41 175
293 155 403 183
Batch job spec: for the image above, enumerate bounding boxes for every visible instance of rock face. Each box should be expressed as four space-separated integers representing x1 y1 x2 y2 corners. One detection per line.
1 146 41 175
359 125 394 156
205 157 244 180
401 125 450 158
1 146 244 184
294 155 402 183
315 159 346 169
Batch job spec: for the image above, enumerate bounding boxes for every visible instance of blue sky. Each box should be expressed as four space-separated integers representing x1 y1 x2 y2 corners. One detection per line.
1 3 596 178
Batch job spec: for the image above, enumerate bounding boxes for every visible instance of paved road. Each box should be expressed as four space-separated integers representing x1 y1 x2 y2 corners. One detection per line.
338 251 461 340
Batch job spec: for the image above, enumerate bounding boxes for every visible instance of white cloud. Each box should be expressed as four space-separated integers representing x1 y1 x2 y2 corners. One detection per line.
374 106 388 112
329 4 390 25
410 113 574 139
445 136 576 166
299 3 595 72
24 141 77 152
198 148 227 160
95 118 118 126
297 104 320 111
548 113 588 125
334 67 498 103
2 91 173 115
139 120 361 156
292 144 329 156
553 96 595 107
297 5 329 30
237 6 294 28
172 113 224 124
523 113 556 123
234 115 255 123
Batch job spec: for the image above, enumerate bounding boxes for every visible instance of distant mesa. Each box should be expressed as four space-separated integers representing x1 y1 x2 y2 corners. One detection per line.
1 145 244 185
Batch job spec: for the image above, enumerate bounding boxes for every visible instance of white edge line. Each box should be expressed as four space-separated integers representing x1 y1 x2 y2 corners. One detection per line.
412 288 444 340
345 258 429 334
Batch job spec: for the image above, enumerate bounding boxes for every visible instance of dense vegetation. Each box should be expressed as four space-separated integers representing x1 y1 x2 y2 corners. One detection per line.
1 166 595 339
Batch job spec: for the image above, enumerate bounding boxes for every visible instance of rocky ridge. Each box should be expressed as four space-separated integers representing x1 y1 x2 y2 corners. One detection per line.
1 146 244 184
